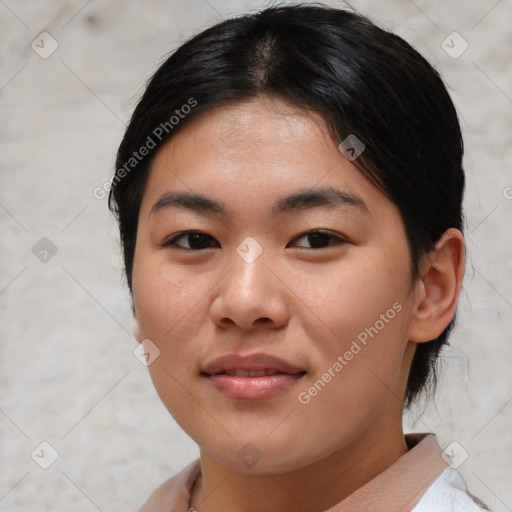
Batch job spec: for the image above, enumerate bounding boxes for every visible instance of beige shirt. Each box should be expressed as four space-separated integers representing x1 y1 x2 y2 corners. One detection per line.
138 433 487 512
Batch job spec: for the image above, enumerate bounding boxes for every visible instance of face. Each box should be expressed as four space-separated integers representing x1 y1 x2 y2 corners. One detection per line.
131 95 421 474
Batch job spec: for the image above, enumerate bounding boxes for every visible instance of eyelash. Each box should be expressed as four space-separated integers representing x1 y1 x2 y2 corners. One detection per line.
162 230 347 251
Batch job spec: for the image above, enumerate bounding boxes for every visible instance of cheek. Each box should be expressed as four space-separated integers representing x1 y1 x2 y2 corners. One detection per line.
133 260 208 422
133 255 206 339
299 250 412 417
132 252 229 392
312 252 409 348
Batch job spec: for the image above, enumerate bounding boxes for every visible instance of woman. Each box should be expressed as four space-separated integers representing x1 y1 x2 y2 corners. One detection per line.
108 4 489 511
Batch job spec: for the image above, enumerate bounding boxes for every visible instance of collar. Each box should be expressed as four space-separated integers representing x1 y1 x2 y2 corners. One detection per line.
325 433 449 511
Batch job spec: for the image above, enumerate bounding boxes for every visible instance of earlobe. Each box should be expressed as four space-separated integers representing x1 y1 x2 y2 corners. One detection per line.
409 228 465 343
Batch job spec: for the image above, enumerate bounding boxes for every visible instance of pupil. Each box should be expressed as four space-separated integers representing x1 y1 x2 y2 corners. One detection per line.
189 233 209 249
308 232 329 248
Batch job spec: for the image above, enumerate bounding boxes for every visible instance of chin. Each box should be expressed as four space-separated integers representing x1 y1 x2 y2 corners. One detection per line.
198 430 328 475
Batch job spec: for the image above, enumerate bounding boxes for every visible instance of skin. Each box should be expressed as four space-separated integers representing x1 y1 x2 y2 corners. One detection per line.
131 95 465 512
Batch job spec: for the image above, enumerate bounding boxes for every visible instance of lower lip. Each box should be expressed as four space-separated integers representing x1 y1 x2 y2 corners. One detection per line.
205 373 305 400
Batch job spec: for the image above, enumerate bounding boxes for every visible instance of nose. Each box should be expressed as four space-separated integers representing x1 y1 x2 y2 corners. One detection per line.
209 244 290 331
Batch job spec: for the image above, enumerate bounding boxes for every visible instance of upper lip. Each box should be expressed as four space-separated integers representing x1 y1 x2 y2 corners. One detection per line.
202 353 305 375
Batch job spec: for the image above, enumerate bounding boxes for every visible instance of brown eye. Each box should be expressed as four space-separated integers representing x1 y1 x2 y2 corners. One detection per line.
289 230 346 249
164 231 218 250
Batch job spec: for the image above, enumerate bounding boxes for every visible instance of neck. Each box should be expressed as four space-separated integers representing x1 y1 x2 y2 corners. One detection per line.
190 419 408 512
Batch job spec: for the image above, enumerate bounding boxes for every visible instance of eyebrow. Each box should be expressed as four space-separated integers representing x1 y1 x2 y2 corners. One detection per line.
149 186 369 218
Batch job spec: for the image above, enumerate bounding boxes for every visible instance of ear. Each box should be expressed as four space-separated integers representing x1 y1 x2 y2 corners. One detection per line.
408 228 465 343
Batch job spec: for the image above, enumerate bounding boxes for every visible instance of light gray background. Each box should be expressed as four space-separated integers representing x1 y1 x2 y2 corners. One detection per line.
1 0 511 511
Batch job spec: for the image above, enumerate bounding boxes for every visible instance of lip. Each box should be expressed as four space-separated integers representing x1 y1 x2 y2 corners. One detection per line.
201 353 306 400
202 353 305 375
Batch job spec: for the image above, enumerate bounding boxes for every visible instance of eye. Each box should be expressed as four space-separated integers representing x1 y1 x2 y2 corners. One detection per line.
162 229 346 251
163 231 219 250
288 230 347 249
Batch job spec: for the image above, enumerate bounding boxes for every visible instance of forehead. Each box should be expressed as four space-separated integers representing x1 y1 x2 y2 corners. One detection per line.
167 96 335 168
139 96 390 220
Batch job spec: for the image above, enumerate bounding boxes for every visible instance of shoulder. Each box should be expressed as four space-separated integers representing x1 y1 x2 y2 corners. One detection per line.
412 467 491 512
137 459 201 512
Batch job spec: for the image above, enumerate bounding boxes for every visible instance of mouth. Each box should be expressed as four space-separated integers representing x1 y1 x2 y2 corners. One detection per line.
215 369 295 377
201 353 307 400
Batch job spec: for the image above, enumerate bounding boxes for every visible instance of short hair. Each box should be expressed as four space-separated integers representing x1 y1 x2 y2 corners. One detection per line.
108 4 465 408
